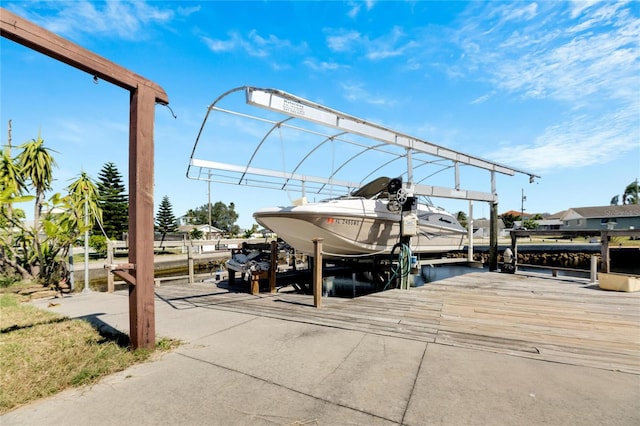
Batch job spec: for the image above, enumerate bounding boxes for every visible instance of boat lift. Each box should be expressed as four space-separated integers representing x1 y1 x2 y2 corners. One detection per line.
187 86 540 281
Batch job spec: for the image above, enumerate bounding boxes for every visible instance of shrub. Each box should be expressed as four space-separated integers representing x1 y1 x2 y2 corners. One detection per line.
88 235 108 258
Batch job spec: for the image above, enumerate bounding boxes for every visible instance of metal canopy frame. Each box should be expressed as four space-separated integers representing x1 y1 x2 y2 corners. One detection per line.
187 86 539 203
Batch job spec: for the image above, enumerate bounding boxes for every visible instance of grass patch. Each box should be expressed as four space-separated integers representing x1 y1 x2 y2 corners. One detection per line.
0 293 179 414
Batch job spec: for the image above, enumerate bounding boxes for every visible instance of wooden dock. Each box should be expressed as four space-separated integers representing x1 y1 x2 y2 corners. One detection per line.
155 271 640 374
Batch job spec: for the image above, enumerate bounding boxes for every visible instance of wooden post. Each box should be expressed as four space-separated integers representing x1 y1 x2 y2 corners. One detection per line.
510 231 518 272
601 231 610 274
128 85 156 350
590 255 598 283
107 240 114 292
1 9 169 350
250 271 260 295
269 240 277 293
228 248 236 286
313 238 323 308
489 202 499 271
187 244 194 284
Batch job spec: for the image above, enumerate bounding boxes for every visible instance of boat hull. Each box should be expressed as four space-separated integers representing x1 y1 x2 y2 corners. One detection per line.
254 199 465 257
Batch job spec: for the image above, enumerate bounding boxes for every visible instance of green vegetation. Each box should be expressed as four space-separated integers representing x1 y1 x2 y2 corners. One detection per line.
610 180 639 205
455 211 468 228
184 201 240 236
1 128 101 289
189 227 204 239
95 162 128 239
0 292 179 414
155 195 179 235
88 234 108 257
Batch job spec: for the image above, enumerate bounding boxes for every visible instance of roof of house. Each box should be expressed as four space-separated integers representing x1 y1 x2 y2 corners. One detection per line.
500 210 535 218
544 210 567 220
473 219 505 229
561 204 640 220
178 224 225 233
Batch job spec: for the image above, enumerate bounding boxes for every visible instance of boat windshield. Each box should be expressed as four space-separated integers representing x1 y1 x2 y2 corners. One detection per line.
350 177 390 199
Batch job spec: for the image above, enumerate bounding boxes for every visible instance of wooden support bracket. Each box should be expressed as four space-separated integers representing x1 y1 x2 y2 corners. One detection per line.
105 263 137 286
105 263 136 271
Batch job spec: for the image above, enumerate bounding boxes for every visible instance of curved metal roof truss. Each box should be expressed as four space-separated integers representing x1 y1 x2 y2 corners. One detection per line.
187 86 540 203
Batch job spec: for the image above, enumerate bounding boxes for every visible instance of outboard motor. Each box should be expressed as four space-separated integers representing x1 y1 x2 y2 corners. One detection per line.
387 177 415 213
502 247 516 273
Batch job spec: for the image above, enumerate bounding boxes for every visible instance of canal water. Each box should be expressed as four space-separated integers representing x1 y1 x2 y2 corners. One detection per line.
324 261 635 298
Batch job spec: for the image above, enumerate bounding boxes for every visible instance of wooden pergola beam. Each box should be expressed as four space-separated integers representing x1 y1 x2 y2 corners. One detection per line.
0 8 168 102
1 8 168 349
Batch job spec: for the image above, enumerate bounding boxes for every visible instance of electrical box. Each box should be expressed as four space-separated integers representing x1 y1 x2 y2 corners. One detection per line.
402 213 418 236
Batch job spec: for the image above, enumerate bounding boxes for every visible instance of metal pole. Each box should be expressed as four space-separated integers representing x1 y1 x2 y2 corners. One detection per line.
489 201 499 271
83 191 90 293
521 188 526 227
313 238 323 308
467 200 474 262
208 170 212 240
68 254 74 292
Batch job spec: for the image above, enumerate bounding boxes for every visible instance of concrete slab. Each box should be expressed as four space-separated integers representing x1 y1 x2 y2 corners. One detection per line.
5 279 639 425
1 350 396 425
404 344 640 426
186 316 426 422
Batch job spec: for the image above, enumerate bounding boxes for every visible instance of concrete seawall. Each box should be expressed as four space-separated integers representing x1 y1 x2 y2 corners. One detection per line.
450 244 639 274
71 252 230 289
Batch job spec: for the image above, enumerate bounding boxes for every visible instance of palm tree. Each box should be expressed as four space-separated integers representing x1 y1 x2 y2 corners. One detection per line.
622 180 639 205
0 120 29 223
67 171 102 230
0 121 33 280
16 133 57 276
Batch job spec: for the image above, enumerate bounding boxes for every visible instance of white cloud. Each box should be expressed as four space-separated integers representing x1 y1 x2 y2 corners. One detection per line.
303 59 342 71
487 105 640 172
456 1 639 105
326 30 362 52
496 2 538 24
470 92 495 105
366 26 416 60
341 83 395 106
326 26 416 61
18 0 174 41
569 0 598 19
452 1 639 173
201 35 238 53
346 0 375 19
202 30 306 59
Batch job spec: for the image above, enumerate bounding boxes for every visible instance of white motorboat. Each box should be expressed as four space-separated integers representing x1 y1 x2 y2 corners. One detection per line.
253 177 466 257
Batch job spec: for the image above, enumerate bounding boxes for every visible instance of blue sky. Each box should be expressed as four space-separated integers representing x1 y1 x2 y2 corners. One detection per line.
2 0 639 229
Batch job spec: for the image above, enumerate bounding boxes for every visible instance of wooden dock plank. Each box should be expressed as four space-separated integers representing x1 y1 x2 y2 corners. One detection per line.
156 271 640 373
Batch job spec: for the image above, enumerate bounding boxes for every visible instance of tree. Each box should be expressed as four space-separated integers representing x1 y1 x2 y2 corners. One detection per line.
0 131 100 288
500 213 518 229
184 201 240 235
242 224 259 238
16 132 56 276
211 201 239 234
622 180 639 205
155 195 178 235
189 228 204 240
455 211 468 228
95 162 128 239
610 180 639 205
